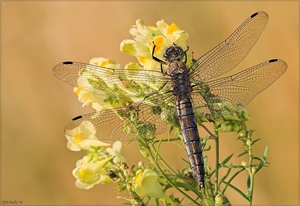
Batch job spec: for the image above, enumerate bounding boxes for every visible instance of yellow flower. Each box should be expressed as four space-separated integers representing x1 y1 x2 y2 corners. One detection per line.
90 57 120 69
75 57 126 111
75 20 192 113
74 85 105 111
120 19 192 71
106 141 126 164
133 169 176 204
88 57 121 88
73 156 113 189
65 120 110 151
133 169 164 198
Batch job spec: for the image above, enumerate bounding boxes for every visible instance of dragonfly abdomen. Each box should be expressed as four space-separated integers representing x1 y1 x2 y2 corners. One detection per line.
176 97 205 188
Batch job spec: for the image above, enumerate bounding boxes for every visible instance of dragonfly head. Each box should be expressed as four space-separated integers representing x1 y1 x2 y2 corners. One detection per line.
163 45 185 63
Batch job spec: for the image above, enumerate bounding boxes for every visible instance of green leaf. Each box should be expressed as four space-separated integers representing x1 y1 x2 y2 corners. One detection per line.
263 145 269 157
252 138 261 145
237 151 248 157
172 181 201 194
223 181 249 201
247 129 255 137
236 109 251 121
221 164 244 169
247 175 251 191
220 168 232 187
181 157 190 165
253 156 262 161
222 168 245 193
168 126 174 140
155 139 162 161
221 153 234 165
255 145 269 173
202 145 211 151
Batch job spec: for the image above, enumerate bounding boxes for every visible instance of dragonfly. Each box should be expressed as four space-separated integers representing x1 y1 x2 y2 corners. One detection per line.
53 11 287 189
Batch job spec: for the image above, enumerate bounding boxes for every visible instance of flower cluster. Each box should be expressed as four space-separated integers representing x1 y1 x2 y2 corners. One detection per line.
73 19 191 113
74 58 123 111
66 122 176 204
64 19 190 205
66 120 125 189
59 12 271 205
121 19 192 71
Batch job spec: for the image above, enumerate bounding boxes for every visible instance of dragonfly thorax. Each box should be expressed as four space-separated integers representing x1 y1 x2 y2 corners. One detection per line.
168 60 192 97
163 45 185 63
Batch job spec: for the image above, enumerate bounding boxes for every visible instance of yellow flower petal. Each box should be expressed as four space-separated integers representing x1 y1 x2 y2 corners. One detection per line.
120 40 137 56
133 169 164 198
65 121 110 151
73 157 113 189
156 20 169 36
167 23 180 35
153 36 165 53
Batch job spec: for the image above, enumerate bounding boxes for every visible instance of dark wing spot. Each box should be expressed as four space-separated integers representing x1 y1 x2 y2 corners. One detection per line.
63 61 74 65
72 115 83 121
251 12 259 18
269 59 278 63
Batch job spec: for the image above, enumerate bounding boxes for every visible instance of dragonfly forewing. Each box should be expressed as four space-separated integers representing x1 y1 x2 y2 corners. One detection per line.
53 61 170 99
190 11 268 81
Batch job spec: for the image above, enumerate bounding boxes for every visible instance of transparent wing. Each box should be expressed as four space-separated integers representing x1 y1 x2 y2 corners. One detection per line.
191 59 287 118
65 104 167 141
53 61 170 97
190 11 269 81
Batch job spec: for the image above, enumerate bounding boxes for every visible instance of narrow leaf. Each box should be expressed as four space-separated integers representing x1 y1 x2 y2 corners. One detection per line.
221 153 234 165
247 175 251 190
222 168 245 193
252 138 261 145
155 138 162 160
223 181 250 201
237 151 248 157
220 168 232 187
263 145 269 158
256 145 269 172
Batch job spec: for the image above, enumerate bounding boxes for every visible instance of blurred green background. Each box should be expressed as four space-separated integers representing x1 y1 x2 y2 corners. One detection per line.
2 1 298 205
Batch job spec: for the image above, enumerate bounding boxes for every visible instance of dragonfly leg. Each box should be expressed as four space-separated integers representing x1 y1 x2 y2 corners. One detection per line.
139 81 170 106
152 42 167 74
184 46 189 64
152 43 166 64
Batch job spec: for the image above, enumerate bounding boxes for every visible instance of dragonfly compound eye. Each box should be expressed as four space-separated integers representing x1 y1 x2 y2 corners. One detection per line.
163 45 185 62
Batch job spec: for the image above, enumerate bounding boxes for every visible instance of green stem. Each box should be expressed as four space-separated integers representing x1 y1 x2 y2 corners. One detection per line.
248 175 254 206
247 131 254 205
150 143 202 196
146 143 201 205
152 137 184 175
199 123 217 138
150 143 177 175
214 127 220 195
154 198 159 206
153 137 181 143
